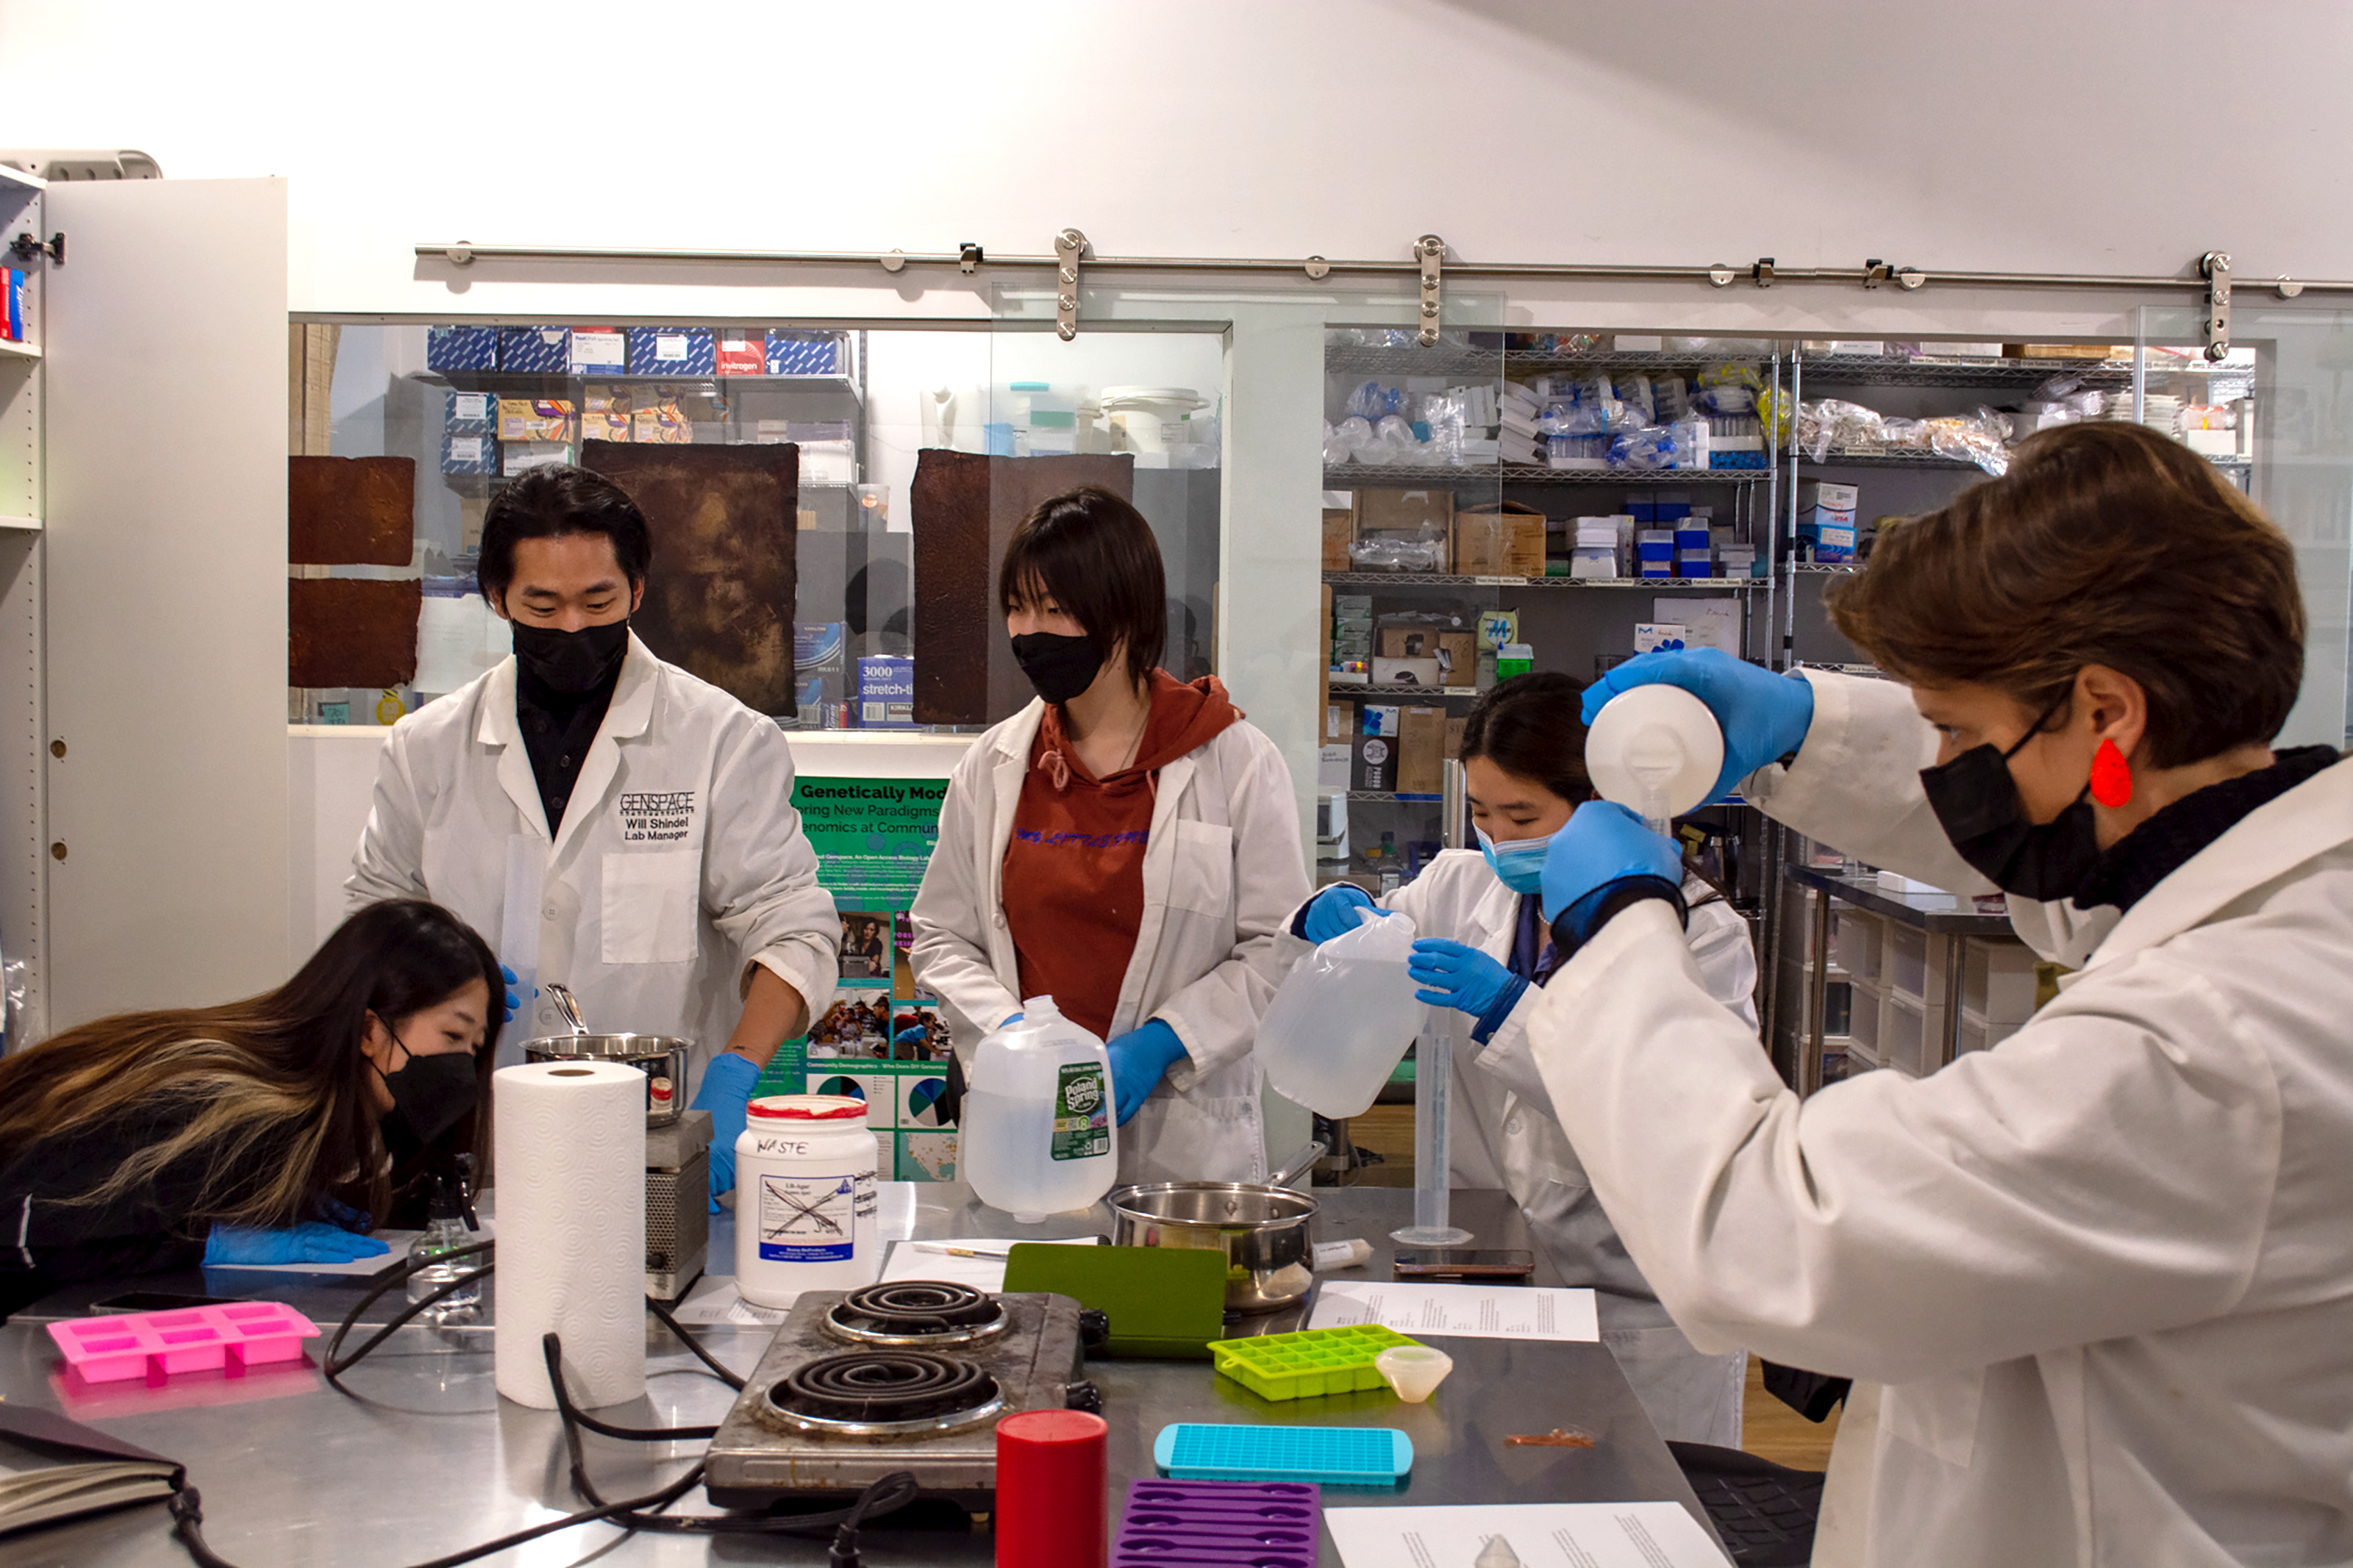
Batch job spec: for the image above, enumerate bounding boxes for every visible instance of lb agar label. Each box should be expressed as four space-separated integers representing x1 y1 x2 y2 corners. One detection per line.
1051 1063 1110 1162
757 1172 861 1261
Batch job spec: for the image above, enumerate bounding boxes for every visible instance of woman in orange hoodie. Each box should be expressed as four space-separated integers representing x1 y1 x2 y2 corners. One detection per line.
910 487 1309 1184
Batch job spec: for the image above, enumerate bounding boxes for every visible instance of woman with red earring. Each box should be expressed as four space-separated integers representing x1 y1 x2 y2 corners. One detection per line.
1505 421 2349 1566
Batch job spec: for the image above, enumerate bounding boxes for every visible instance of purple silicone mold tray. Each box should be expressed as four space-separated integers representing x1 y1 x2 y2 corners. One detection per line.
1114 1478 1321 1567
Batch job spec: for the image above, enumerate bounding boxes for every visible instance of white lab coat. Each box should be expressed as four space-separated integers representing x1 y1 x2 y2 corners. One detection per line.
908 698 1308 1186
1528 668 2353 1567
1275 850 1759 1446
347 634 840 1093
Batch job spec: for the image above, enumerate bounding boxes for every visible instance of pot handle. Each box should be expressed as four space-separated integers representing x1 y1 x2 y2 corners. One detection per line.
1268 1141 1328 1191
543 981 590 1037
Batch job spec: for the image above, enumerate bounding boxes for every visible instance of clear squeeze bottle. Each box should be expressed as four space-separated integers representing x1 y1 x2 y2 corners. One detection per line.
406 1160 482 1324
961 997 1118 1222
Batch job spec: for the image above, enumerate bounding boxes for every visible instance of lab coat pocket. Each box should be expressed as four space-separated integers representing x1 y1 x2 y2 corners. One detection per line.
1164 820 1235 917
601 850 699 965
1879 1365 1983 1471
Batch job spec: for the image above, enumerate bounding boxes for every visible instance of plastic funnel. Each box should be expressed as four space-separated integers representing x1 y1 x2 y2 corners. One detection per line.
1374 1344 1455 1403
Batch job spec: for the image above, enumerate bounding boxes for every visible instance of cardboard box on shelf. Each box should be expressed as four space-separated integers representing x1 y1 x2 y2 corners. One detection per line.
580 409 632 443
633 399 692 444
2003 343 2125 360
1443 716 1465 761
1318 743 1352 790
568 328 627 376
1354 487 1454 537
1376 626 1475 683
1323 507 1356 571
498 326 571 374
1397 706 1446 795
626 327 717 376
1371 656 1443 688
497 398 576 443
715 333 768 376
1454 501 1546 577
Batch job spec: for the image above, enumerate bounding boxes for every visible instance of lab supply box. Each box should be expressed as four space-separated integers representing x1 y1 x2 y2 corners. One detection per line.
426 325 499 373
444 390 496 434
568 327 627 376
714 332 767 376
765 331 843 376
856 656 915 728
498 326 571 373
626 327 717 376
1453 501 1546 577
440 430 497 476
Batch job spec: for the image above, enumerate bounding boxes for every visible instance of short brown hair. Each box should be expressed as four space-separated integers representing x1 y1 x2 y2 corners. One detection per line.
1828 421 2304 768
997 486 1165 683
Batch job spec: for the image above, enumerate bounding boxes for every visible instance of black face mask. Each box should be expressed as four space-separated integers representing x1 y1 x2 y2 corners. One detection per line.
512 618 629 695
379 1047 481 1148
1918 701 2102 901
1010 631 1107 705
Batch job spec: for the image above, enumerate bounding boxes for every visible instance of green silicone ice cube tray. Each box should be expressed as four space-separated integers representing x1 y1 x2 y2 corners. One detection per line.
1208 1323 1423 1401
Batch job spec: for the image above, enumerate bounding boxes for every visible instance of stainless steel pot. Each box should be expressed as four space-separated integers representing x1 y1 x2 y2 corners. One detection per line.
1107 1143 1324 1314
521 1033 690 1126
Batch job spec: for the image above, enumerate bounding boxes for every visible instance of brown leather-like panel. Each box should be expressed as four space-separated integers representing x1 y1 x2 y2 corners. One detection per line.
289 578 422 688
288 455 416 566
908 451 1135 725
580 440 801 717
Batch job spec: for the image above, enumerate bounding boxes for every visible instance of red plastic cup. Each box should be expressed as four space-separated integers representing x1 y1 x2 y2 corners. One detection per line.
996 1408 1108 1567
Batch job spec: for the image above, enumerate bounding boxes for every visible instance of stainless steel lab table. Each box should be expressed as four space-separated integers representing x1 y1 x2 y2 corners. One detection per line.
1 1185 1715 1565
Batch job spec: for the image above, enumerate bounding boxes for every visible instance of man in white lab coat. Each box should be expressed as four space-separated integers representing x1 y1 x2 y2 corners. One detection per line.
348 465 838 1203
1529 423 2353 1565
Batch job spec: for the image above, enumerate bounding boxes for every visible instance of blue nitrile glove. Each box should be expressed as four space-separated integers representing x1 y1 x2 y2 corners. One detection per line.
1581 648 1816 802
1540 801 1685 945
1106 1019 1189 1126
1300 884 1388 945
498 964 521 1029
1000 1012 1024 1028
1408 938 1527 1042
204 1222 390 1267
693 1051 763 1212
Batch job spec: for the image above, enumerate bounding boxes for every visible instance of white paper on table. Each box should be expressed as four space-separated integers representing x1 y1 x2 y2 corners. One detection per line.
668 1275 799 1327
1308 1281 1599 1341
878 1236 1104 1294
1327 1502 1731 1568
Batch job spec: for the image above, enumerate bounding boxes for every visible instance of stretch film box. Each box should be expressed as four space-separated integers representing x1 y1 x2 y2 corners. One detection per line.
855 656 915 728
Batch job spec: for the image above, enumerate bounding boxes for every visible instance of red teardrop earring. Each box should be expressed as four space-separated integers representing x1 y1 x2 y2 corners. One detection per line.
2089 737 2134 809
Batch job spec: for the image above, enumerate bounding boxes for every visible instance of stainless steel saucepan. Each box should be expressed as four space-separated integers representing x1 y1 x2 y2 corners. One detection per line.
1106 1142 1326 1314
519 982 688 1126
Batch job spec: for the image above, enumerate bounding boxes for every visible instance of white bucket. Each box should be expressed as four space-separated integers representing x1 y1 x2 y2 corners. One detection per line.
1101 385 1207 455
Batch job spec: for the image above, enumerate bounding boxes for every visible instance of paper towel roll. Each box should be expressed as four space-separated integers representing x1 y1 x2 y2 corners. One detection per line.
493 1059 646 1410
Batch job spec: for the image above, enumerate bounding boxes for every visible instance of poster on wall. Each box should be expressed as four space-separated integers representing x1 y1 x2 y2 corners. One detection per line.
762 776 959 1181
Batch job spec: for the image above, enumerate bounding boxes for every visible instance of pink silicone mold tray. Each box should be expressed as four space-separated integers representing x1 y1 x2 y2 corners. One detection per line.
46 1301 321 1382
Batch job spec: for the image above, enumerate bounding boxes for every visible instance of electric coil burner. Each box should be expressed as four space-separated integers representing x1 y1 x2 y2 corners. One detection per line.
704 1283 1099 1512
767 1350 1003 1436
824 1281 1008 1348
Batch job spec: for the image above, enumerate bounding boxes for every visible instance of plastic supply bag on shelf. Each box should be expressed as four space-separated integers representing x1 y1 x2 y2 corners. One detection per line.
1346 380 1413 422
1349 535 1446 573
1927 408 2010 475
1613 373 1657 428
1694 362 1764 416
1796 399 1890 462
1652 374 1692 423
1607 425 1679 470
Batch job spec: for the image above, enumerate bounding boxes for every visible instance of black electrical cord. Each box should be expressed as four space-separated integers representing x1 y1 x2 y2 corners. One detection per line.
321 1239 495 1393
646 1290 748 1390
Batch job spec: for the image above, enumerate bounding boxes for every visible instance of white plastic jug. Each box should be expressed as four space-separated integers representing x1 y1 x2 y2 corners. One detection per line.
1258 908 1422 1119
1586 684 1726 834
960 997 1118 1222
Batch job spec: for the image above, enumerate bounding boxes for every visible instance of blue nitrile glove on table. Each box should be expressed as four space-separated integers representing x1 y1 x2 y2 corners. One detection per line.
693 1051 762 1212
1299 884 1389 944
313 1197 374 1234
1408 939 1527 1043
1540 801 1688 951
204 1222 390 1267
1106 1019 1189 1125
1582 647 1816 802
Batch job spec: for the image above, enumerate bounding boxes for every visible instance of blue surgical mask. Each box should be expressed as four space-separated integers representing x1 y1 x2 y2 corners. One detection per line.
1477 826 1554 895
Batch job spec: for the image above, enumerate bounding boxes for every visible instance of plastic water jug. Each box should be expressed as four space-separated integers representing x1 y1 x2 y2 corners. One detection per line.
1586 684 1726 834
1257 908 1422 1119
961 997 1118 1222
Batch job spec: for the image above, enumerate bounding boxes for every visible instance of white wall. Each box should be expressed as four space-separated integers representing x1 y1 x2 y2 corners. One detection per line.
4 1 2349 315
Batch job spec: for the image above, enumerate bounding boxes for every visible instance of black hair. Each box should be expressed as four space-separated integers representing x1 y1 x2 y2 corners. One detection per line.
1459 672 1594 805
477 464 654 606
997 486 1165 684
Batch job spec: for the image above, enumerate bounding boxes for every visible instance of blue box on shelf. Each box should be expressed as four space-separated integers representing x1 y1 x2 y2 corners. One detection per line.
1626 501 1658 523
766 332 843 376
856 656 915 728
440 429 497 475
794 620 848 673
1674 526 1711 553
426 326 499 373
569 328 628 376
444 390 497 435
626 327 717 376
498 326 571 373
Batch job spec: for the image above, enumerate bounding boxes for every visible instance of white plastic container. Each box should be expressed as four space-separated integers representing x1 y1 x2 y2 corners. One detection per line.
960 998 1118 1223
1258 908 1422 1119
1100 385 1207 454
735 1094 879 1306
1585 684 1727 831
